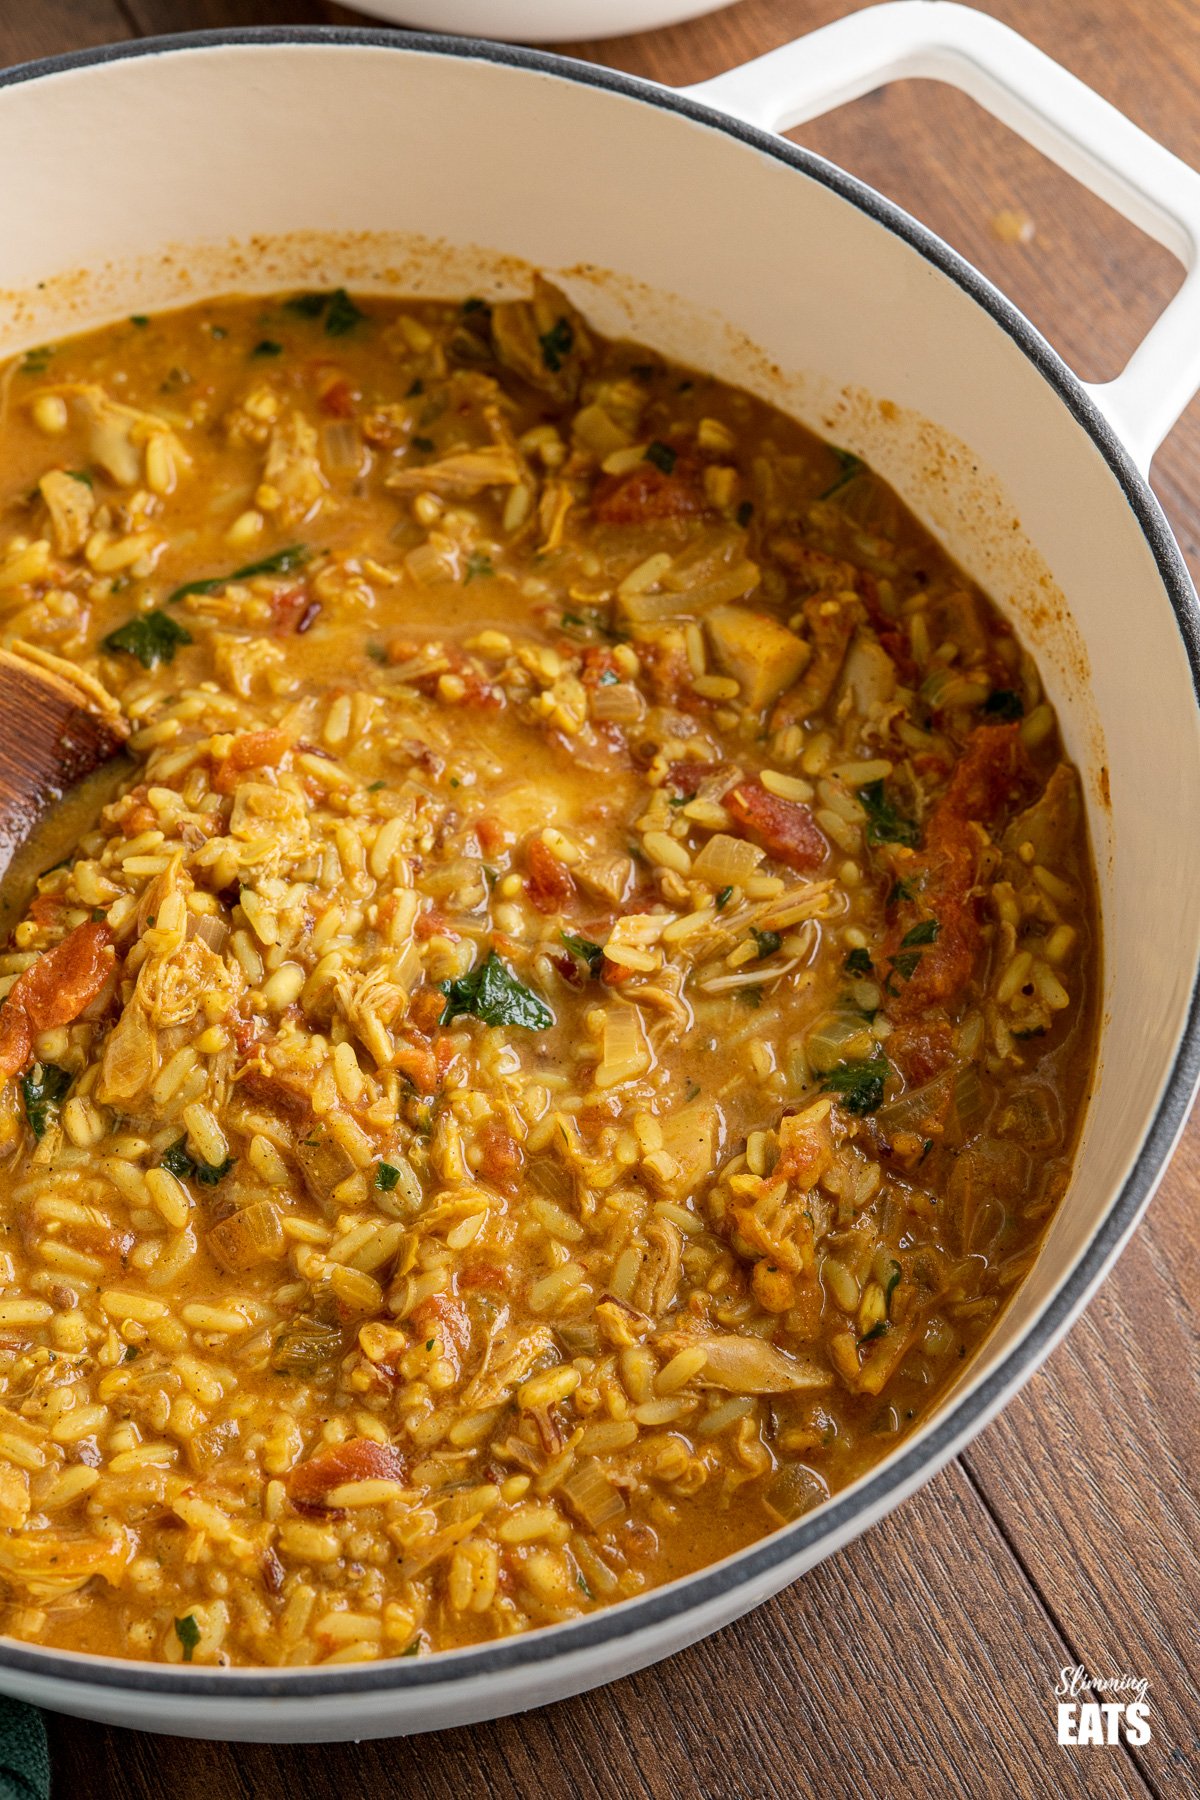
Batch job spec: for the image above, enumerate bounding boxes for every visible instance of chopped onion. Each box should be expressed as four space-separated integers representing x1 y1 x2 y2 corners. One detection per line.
559 1459 625 1531
691 832 763 887
594 1006 650 1090
321 420 363 475
589 681 645 725
206 1200 285 1273
805 1009 876 1076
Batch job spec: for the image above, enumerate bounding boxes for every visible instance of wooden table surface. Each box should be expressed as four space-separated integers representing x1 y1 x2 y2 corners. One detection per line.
4 1 1199 1794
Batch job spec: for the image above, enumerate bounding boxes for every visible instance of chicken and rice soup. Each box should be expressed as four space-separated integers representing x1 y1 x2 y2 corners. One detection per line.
0 283 1097 1666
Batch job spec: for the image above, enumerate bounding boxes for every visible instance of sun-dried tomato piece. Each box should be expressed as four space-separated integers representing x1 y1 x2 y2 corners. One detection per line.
724 780 828 872
0 921 115 1080
212 729 290 794
592 455 705 523
525 838 574 914
287 1438 408 1507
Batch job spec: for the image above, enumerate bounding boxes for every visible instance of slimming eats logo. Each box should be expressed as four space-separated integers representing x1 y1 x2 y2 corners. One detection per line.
1055 1665 1152 1746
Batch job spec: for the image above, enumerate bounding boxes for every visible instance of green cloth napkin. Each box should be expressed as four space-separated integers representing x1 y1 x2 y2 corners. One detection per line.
0 1699 48 1800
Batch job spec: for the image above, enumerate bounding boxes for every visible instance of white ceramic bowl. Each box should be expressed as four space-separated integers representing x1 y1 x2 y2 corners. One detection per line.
1 0 1199 1743
341 1 732 42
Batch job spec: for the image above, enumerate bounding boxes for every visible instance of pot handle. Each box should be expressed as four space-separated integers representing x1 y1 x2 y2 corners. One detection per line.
683 0 1200 474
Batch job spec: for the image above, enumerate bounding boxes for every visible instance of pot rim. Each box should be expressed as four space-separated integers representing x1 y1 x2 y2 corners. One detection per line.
0 21 1198 1703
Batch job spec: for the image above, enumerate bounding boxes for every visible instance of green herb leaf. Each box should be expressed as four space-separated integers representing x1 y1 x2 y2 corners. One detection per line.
65 468 93 487
252 339 283 358
461 297 488 316
900 918 940 948
161 1139 234 1186
20 347 53 376
401 1639 422 1657
818 447 863 502
21 1063 71 1139
130 315 149 328
174 1615 201 1662
983 688 1024 722
739 986 763 1009
820 1049 891 1115
102 610 192 670
858 780 919 848
375 1162 402 1192
463 550 495 584
284 292 328 318
366 641 388 665
169 544 309 603
123 1344 140 1361
538 318 574 373
751 928 783 959
843 947 874 976
857 1319 889 1347
644 440 677 475
440 951 554 1030
324 289 367 337
884 1259 902 1314
888 878 916 906
560 931 604 976
888 950 923 983
715 885 734 910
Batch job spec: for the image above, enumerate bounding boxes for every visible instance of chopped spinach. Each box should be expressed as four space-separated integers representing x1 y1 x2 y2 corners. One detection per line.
983 688 1024 722
325 288 366 337
102 610 192 670
843 947 874 977
65 468 93 488
174 1615 201 1662
279 289 364 335
751 928 783 959
129 315 150 328
169 543 309 603
283 292 329 319
463 551 495 584
859 780 919 848
538 317 574 373
644 440 677 475
820 1049 891 1115
21 1063 71 1139
440 951 554 1030
900 919 940 948
818 447 864 502
560 931 604 976
715 886 734 910
857 1319 889 1347
161 1138 234 1186
375 1162 402 1193
887 877 916 907
888 952 921 983
884 1259 902 1314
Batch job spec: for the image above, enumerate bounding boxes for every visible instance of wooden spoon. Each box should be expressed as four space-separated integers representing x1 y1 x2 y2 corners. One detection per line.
0 641 128 882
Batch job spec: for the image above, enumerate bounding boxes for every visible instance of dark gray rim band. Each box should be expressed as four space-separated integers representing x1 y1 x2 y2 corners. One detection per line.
1 21 1198 1703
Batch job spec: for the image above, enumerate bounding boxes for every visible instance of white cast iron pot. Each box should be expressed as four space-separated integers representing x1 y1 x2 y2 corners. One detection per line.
340 0 733 43
0 0 1198 1743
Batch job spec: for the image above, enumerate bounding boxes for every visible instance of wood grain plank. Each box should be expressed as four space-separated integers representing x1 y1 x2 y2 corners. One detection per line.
47 1463 1148 1800
0 0 131 65
962 1155 1200 1794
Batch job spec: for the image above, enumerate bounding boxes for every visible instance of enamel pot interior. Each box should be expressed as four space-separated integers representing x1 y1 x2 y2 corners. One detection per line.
0 30 1198 1741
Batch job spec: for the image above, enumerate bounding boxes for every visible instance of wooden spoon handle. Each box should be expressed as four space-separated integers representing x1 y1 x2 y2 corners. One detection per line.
0 645 128 879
